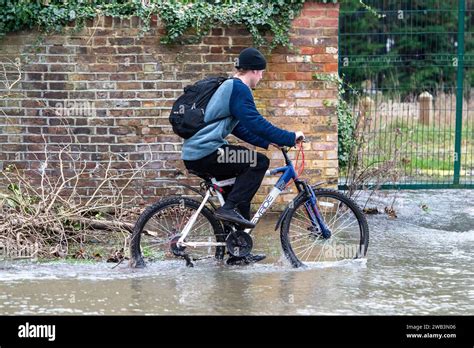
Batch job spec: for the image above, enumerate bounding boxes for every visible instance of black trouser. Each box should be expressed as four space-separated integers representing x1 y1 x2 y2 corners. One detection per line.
183 145 270 220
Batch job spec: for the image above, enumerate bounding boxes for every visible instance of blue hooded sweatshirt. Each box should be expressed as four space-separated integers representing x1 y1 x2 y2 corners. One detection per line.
181 78 296 161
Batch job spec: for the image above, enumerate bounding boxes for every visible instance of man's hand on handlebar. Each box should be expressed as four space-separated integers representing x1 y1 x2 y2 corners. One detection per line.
270 131 305 151
295 131 305 144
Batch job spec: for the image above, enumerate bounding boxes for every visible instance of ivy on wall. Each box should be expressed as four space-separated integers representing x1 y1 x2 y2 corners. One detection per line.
0 0 337 48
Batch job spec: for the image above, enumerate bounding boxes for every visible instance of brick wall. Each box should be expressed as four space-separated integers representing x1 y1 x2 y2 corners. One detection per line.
0 1 339 210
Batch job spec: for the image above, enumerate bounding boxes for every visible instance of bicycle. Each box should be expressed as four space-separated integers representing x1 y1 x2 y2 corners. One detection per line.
129 143 369 268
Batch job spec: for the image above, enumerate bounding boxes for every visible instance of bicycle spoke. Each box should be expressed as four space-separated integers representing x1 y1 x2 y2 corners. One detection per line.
151 214 175 235
289 228 314 243
289 234 313 245
295 240 316 260
328 207 351 227
293 231 323 260
319 197 332 223
294 209 314 225
147 217 174 236
324 202 348 228
191 218 212 236
177 208 191 230
304 239 321 262
331 218 359 237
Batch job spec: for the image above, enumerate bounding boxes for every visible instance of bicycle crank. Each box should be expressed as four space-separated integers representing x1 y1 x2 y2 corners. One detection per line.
226 231 253 258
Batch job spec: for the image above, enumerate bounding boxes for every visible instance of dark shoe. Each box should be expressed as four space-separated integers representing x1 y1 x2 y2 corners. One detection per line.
226 253 266 266
214 207 256 229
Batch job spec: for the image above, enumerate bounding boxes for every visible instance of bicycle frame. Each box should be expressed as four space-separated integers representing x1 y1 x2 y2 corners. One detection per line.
177 147 330 249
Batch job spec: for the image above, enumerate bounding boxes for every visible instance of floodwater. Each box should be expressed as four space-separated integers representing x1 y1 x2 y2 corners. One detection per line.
0 190 472 315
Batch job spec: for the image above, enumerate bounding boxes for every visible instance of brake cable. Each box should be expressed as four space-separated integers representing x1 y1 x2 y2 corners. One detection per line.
285 142 305 189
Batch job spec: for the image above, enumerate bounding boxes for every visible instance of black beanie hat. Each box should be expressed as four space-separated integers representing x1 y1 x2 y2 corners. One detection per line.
235 47 267 70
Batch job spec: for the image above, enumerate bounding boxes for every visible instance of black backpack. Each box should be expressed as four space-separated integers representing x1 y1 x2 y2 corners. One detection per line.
169 76 232 139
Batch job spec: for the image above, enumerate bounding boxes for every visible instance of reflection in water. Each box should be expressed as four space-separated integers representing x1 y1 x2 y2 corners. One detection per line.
0 190 473 315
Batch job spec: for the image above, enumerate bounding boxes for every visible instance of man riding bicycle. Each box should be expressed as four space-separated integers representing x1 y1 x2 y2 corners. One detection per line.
182 47 305 265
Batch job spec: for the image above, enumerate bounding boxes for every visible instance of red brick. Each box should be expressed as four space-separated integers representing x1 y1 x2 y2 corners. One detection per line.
290 37 313 46
261 72 286 80
117 46 143 54
300 46 326 55
109 109 134 117
117 82 141 89
48 46 74 54
232 37 253 46
92 46 116 55
117 64 141 72
90 64 117 72
25 64 48 72
109 37 135 46
211 28 223 36
222 46 247 54
103 16 113 27
210 46 223 53
43 91 68 99
45 56 69 63
110 73 136 81
312 54 337 63
303 2 326 10
268 63 296 72
50 64 74 72
284 72 313 81
296 99 323 107
323 63 338 72
301 10 326 18
312 18 338 28
26 73 43 81
292 18 310 28
296 62 322 72
224 28 249 36
203 55 229 63
202 37 230 45
268 81 296 89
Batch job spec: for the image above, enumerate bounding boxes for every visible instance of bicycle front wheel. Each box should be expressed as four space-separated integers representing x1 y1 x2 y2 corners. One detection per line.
129 197 226 267
280 189 369 267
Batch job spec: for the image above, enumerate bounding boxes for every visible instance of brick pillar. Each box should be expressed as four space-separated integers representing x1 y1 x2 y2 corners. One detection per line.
254 1 340 207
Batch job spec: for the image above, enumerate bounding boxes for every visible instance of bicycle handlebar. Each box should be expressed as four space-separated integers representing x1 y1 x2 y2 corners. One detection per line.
278 139 306 166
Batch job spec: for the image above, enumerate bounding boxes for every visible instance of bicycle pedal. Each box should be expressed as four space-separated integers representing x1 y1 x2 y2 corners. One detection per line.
176 251 193 267
185 256 194 268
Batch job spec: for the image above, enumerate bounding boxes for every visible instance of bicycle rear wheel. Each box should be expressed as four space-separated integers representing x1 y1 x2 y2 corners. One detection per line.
280 189 369 267
129 197 226 267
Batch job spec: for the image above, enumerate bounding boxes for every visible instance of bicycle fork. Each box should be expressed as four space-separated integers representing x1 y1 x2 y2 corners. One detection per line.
299 182 332 239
